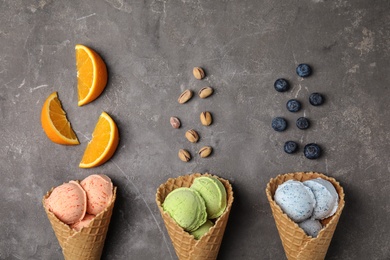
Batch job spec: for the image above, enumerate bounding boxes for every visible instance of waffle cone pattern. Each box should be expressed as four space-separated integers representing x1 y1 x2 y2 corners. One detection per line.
43 186 117 260
266 172 345 260
156 173 234 260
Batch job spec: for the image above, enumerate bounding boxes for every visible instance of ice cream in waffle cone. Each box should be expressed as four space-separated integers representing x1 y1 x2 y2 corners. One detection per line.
266 172 345 260
43 185 116 260
156 173 234 260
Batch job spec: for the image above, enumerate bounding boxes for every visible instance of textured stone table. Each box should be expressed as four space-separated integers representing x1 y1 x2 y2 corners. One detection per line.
1 0 389 259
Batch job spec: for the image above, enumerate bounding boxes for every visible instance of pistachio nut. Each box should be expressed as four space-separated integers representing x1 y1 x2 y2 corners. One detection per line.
185 129 199 143
170 117 181 129
199 146 212 158
198 86 213 99
193 67 205 80
178 149 191 162
178 89 193 104
200 111 212 126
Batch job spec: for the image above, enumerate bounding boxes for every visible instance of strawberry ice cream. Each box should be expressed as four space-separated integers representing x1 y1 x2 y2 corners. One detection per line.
81 174 114 215
45 181 87 224
70 214 95 231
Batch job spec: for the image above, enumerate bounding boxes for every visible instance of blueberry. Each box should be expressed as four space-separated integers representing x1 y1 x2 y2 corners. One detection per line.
304 143 321 159
296 64 312 77
272 117 287 132
274 78 290 92
286 99 302 112
284 141 298 154
309 93 325 106
296 117 310 130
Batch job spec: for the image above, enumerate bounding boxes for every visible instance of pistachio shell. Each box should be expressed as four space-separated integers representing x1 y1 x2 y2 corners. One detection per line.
178 89 193 104
198 87 213 98
170 117 181 129
178 149 191 162
198 146 212 158
193 67 205 80
185 129 199 143
200 111 212 126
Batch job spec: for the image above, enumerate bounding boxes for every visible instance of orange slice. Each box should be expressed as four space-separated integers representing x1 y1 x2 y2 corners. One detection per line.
41 92 80 145
75 44 108 106
79 112 119 168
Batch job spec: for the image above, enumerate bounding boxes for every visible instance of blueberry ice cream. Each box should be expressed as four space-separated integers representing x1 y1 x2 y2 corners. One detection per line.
298 219 322 238
274 180 316 222
303 178 339 220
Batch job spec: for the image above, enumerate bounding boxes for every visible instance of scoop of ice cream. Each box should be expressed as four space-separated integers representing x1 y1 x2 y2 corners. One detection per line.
190 220 214 240
70 214 95 231
45 181 87 224
80 174 113 215
298 218 323 238
190 176 227 219
274 180 316 222
303 178 339 219
162 187 207 232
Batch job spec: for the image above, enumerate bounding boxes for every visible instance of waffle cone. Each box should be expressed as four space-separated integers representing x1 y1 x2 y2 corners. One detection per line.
43 186 117 260
156 173 234 260
266 172 345 260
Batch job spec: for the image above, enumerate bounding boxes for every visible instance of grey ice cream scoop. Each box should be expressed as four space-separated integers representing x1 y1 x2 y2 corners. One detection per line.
303 178 339 220
298 218 322 238
274 180 316 222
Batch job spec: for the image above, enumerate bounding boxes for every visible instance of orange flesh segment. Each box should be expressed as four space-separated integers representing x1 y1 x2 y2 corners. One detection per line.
75 44 107 106
76 47 93 101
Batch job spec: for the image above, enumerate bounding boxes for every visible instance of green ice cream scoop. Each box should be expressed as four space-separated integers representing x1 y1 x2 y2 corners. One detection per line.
162 187 207 232
190 219 214 240
191 176 227 219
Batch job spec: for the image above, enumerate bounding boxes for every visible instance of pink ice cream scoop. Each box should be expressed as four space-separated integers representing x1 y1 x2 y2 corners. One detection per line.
80 174 113 215
70 214 95 231
45 181 87 225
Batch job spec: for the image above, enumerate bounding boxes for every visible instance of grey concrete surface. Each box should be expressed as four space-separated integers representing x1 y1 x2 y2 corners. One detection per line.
1 0 389 259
